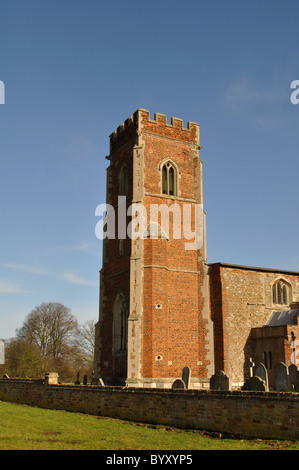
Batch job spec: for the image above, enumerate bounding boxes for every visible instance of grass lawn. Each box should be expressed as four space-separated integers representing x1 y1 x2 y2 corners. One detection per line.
0 400 298 451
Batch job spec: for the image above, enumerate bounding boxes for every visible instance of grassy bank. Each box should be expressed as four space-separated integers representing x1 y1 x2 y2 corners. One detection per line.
0 401 298 450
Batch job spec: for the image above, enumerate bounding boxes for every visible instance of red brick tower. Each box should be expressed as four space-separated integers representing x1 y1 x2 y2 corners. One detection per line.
94 109 214 388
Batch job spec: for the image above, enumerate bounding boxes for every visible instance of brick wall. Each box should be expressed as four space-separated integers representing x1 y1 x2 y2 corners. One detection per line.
138 110 213 385
209 263 299 385
95 109 299 390
94 114 135 384
95 109 214 387
1 379 299 440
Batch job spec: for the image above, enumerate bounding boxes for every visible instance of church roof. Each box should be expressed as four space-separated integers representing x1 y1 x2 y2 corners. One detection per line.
266 309 299 326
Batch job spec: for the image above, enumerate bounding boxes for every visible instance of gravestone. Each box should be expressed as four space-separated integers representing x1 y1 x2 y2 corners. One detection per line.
0 340 5 365
274 362 290 392
243 376 267 391
91 376 105 386
75 372 80 385
288 364 298 390
83 375 88 385
172 379 186 389
210 370 230 390
254 363 268 389
247 357 255 378
44 372 59 385
182 367 191 389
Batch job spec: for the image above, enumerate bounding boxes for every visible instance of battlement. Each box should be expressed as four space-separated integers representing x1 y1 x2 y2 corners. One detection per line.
110 113 136 140
140 108 199 135
109 109 200 151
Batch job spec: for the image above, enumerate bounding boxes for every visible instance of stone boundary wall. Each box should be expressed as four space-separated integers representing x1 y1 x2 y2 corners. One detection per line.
0 379 299 440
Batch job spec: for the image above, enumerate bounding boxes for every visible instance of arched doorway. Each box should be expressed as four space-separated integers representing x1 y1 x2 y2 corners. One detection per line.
112 293 128 381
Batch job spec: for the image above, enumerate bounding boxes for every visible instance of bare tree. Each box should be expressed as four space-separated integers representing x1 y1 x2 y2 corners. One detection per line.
78 319 96 360
16 302 79 359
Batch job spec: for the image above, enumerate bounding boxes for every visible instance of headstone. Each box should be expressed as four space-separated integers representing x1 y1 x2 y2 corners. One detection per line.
44 372 59 385
247 357 255 378
274 362 290 392
0 340 5 365
254 363 268 389
243 376 267 391
172 379 186 389
75 372 80 385
182 367 191 389
83 375 88 385
91 376 105 386
288 364 298 390
210 370 231 390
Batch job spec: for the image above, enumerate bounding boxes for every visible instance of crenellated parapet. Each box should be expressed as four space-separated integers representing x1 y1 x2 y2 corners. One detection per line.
109 108 200 153
109 112 139 154
110 113 136 140
138 108 200 146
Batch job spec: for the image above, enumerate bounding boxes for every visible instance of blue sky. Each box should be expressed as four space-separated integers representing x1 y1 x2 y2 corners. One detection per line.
1 0 299 338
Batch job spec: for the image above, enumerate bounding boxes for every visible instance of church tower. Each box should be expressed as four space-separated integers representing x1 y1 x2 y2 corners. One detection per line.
94 109 214 388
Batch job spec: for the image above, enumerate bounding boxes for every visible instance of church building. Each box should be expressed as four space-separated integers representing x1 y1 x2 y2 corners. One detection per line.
94 109 299 389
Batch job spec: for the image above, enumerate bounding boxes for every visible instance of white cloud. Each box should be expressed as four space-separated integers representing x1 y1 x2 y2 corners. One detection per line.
224 78 285 109
60 272 98 287
0 281 34 294
71 242 90 251
224 78 263 108
2 263 97 288
2 263 49 275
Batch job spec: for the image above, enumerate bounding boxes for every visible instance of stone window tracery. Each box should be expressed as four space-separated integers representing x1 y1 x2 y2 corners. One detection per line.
162 161 176 196
272 280 289 306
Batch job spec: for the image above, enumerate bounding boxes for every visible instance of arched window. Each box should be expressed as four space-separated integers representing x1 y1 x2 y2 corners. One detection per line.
277 282 282 304
272 284 277 304
161 161 177 196
272 280 290 306
113 294 128 352
283 285 287 305
119 164 128 196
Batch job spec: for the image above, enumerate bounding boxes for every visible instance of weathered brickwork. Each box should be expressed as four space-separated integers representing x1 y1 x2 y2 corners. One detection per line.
94 109 214 388
1 379 299 440
209 263 299 385
94 108 299 389
94 116 136 384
